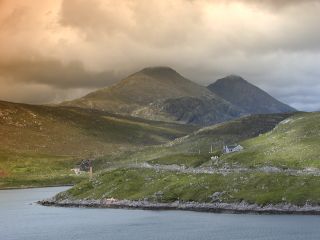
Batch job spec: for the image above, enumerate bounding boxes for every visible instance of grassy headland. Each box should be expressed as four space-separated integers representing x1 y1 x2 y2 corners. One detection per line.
52 112 320 211
59 168 320 206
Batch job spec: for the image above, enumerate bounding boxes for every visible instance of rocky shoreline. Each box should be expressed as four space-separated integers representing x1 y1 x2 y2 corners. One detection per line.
38 198 320 215
132 163 320 176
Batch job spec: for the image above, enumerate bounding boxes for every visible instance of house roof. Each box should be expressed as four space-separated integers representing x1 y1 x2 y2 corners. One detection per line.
226 145 240 149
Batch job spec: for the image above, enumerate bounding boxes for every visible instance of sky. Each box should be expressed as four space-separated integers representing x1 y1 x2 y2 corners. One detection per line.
0 0 320 111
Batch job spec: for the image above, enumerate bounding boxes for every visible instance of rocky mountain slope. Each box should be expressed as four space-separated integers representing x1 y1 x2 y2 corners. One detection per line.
208 75 296 114
62 67 212 112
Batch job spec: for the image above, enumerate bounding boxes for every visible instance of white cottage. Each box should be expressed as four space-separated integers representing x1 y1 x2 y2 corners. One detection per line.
223 144 243 154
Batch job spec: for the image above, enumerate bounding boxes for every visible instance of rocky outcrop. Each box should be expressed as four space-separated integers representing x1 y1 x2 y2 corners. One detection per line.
131 163 320 176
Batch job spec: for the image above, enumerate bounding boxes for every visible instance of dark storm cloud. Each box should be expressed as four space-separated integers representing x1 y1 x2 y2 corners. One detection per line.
0 58 117 89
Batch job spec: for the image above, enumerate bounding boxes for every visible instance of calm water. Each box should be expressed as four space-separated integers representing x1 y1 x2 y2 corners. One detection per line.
1 187 320 240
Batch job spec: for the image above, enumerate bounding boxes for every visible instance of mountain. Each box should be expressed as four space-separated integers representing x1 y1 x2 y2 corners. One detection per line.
63 67 212 113
62 67 243 125
207 75 296 115
63 68 296 126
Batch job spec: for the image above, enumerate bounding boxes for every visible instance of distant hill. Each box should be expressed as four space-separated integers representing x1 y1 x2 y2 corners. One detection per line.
62 67 243 125
207 75 296 115
0 100 195 156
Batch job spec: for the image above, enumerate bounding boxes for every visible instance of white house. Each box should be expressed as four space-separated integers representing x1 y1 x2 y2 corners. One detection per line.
223 144 243 154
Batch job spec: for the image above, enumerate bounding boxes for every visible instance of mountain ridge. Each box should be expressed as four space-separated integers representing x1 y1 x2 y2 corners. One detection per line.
62 67 295 125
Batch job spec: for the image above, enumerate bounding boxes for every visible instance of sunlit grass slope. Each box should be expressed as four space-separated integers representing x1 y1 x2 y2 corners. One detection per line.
221 112 320 168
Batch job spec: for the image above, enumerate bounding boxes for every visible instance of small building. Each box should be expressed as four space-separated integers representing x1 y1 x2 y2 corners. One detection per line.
223 144 243 154
71 168 81 175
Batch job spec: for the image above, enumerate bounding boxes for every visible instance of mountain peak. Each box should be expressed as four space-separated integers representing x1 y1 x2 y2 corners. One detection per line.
208 75 296 114
137 66 180 78
216 75 247 83
141 66 176 72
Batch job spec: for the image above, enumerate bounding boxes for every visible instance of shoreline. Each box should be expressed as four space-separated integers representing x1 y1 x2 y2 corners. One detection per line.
38 198 320 215
0 184 73 191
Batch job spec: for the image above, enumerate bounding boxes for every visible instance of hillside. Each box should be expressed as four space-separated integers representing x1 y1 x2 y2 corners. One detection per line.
52 112 320 210
94 113 292 168
208 75 296 114
220 112 320 169
0 101 195 155
0 100 196 188
62 67 243 125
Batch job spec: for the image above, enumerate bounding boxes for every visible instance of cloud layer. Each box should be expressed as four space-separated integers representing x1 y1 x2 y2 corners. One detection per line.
0 0 319 110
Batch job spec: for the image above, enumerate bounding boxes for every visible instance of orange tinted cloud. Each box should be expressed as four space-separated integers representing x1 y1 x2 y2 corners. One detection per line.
0 0 319 110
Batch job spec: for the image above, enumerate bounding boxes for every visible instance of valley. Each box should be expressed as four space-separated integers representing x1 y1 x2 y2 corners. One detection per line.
1 67 319 214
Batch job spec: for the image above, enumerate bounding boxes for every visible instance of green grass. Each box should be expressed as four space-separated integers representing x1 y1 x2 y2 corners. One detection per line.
220 112 320 169
61 168 320 206
148 153 212 167
0 150 86 188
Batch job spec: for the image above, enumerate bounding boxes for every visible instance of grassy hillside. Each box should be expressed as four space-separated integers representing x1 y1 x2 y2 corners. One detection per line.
60 168 320 206
93 113 291 168
220 112 320 169
0 100 196 188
